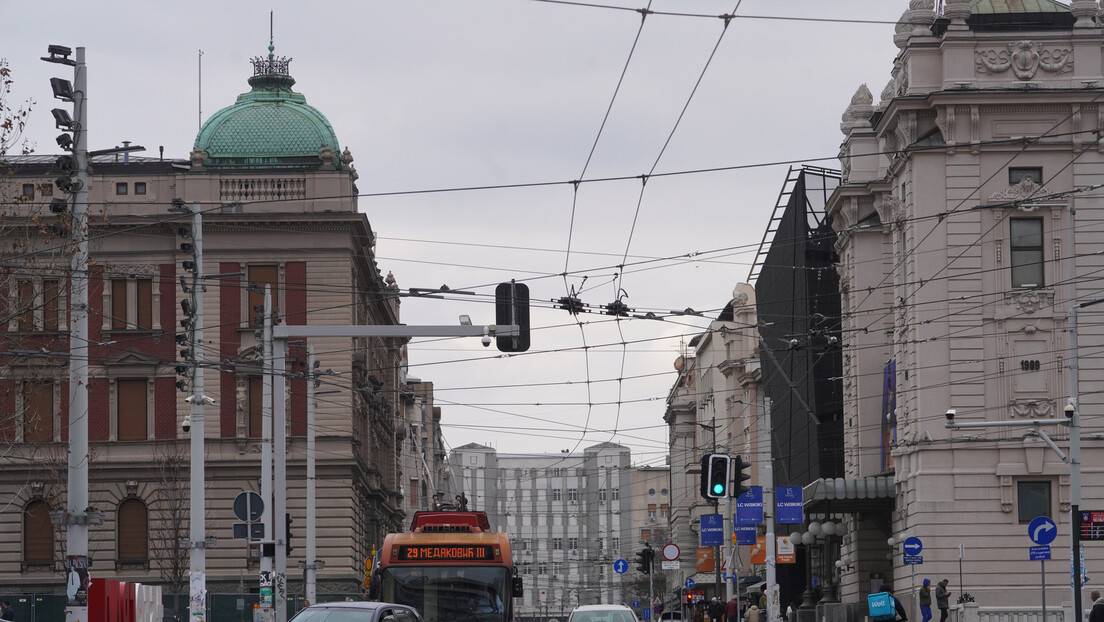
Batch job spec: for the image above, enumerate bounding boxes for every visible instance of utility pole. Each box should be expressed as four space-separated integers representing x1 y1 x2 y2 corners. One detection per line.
184 201 210 622
53 45 92 622
763 397 777 622
305 345 319 605
259 288 274 622
273 298 289 622
1066 204 1084 622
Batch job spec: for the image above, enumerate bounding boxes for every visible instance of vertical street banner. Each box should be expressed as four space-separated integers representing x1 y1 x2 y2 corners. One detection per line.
776 486 803 524
696 547 715 573
736 486 764 524
700 514 724 547
734 524 757 545
881 359 897 472
749 536 766 565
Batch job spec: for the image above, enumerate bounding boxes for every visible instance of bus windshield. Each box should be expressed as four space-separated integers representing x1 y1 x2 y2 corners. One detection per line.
378 565 510 622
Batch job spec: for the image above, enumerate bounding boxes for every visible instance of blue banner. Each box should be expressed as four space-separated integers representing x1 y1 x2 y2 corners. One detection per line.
776 486 803 524
734 524 757 545
735 487 763 524
701 514 724 547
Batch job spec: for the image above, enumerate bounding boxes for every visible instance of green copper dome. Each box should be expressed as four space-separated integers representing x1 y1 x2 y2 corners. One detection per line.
193 48 341 170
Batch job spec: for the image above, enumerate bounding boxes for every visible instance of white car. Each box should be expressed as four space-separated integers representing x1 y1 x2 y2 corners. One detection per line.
567 605 640 622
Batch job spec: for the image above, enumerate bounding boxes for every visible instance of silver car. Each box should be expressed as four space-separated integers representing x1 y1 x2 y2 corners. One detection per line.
567 605 640 622
291 602 424 622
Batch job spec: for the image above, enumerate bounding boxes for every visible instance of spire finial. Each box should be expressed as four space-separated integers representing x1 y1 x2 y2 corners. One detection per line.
268 11 275 60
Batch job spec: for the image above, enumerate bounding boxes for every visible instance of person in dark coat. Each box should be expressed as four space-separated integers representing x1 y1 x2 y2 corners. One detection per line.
0 600 14 622
707 597 724 622
1089 590 1104 622
884 586 907 621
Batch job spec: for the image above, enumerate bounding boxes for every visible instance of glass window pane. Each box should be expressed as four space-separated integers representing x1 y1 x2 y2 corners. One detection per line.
1018 481 1050 523
1011 220 1043 247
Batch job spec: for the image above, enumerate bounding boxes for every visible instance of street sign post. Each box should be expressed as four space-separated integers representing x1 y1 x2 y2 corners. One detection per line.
1028 516 1058 622
663 543 681 562
685 578 695 590
614 559 628 574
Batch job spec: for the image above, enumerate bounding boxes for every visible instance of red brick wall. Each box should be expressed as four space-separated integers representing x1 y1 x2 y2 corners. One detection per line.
219 264 241 437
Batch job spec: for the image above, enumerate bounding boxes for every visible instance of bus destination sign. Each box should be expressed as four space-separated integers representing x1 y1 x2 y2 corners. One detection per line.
398 545 496 561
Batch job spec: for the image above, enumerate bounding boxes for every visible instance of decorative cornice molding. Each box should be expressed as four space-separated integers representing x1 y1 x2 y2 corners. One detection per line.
975 41 1073 81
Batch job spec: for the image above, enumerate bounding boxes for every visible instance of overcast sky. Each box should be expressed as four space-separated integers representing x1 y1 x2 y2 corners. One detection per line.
6 1 904 464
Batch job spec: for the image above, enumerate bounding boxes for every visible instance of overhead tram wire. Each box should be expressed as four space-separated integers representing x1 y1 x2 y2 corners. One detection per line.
526 0 898 25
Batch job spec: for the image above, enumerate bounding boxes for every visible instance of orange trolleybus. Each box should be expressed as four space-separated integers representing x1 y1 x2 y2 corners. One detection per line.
370 509 523 622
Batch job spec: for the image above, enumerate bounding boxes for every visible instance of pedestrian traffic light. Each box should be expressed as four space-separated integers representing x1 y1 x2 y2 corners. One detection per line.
285 513 294 556
635 547 653 574
700 453 730 499
731 455 753 498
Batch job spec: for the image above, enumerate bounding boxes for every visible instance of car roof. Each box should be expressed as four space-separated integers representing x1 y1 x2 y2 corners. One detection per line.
572 606 634 611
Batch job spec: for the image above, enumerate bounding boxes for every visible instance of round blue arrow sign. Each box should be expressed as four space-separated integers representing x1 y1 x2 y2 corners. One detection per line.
903 536 923 555
685 578 695 589
614 559 628 574
1029 516 1057 545
631 601 640 609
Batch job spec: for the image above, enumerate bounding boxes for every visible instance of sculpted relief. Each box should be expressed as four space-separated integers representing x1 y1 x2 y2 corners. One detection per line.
976 41 1073 81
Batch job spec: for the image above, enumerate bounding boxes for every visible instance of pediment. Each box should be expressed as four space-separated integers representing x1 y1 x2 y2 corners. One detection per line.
104 351 160 367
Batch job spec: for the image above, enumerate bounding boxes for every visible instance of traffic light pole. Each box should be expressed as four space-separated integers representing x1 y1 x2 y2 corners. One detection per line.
763 397 777 622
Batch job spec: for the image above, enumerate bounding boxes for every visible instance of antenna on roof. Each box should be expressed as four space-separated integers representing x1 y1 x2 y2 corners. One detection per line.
198 49 203 132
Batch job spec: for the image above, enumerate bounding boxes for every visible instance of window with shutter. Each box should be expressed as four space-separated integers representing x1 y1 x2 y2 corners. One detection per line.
248 265 279 326
23 381 54 443
43 280 59 331
117 379 148 441
111 279 154 330
117 499 148 562
248 376 264 438
24 500 53 564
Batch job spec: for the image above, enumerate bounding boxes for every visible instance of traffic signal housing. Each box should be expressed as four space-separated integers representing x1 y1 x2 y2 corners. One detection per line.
700 453 730 499
731 455 753 498
634 547 653 574
285 513 294 556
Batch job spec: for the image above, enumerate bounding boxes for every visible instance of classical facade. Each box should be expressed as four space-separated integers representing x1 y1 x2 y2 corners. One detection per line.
0 45 420 601
825 0 1104 612
664 284 761 601
449 443 634 622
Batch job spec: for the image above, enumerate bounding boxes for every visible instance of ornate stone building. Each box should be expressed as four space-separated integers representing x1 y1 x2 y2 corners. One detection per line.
825 0 1104 612
0 45 417 603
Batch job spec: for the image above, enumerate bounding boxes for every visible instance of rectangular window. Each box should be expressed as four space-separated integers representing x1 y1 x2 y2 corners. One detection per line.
568 537 578 550
598 488 607 501
660 504 669 518
1010 167 1043 185
43 280 59 331
22 184 34 199
553 538 562 550
248 265 279 326
116 182 128 195
612 488 620 500
1018 481 1051 524
111 279 153 329
648 504 657 520
552 488 561 501
567 488 578 501
1011 219 1044 289
117 378 148 441
18 280 33 331
612 537 620 550
410 480 418 508
134 182 147 195
538 562 547 575
248 376 264 438
23 381 54 443
641 529 651 542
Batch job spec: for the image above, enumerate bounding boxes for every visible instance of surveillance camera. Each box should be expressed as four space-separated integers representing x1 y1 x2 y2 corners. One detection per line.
1065 402 1076 417
182 416 191 434
945 409 956 422
482 334 493 347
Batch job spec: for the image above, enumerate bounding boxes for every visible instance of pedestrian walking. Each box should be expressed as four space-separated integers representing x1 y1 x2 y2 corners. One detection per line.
918 579 932 622
935 580 951 622
708 597 724 622
725 596 740 622
743 605 760 622
0 601 14 622
884 586 907 621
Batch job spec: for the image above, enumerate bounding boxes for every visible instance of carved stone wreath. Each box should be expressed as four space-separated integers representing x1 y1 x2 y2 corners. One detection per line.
988 176 1050 208
1010 399 1054 419
1009 290 1053 314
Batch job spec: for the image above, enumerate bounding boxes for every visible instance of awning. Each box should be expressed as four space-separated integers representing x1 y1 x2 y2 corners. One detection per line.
802 476 895 514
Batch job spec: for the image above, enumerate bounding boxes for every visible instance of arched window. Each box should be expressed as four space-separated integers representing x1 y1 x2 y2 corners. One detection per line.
117 499 148 562
24 500 54 565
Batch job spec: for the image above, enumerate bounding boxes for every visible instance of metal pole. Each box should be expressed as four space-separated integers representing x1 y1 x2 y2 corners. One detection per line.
1041 560 1046 622
274 332 288 622
64 46 90 622
259 289 274 621
306 345 317 605
1066 203 1084 622
188 202 207 622
763 398 776 622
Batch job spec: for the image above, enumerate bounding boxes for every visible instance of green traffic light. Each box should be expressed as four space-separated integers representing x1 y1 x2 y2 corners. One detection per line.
712 483 725 495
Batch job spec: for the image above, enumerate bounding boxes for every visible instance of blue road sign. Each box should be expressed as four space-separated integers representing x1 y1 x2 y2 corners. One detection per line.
734 524 757 545
701 514 724 547
736 487 764 524
903 554 923 565
614 559 628 574
903 537 923 555
641 607 651 621
1030 545 1051 561
776 486 803 524
685 578 695 589
631 601 640 609
1029 516 1058 545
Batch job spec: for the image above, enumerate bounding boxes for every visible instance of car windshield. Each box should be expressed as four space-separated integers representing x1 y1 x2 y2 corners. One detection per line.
291 607 381 622
378 566 509 622
570 611 637 622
